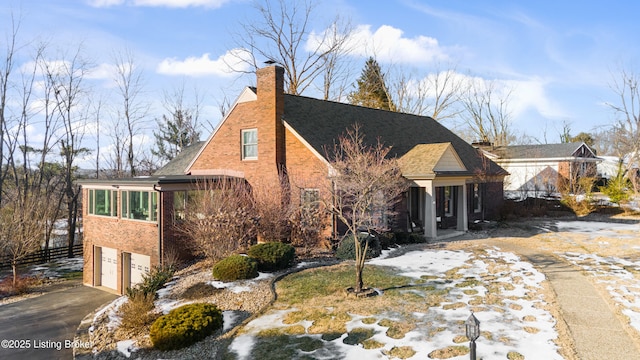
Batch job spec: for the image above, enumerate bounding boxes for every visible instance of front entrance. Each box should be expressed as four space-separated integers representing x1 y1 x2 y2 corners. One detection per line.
407 181 468 238
436 186 458 229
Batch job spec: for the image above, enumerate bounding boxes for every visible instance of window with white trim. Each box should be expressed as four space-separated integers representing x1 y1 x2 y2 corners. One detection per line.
88 189 118 217
241 129 258 160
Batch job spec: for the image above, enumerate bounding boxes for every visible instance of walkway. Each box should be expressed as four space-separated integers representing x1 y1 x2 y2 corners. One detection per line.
491 240 640 360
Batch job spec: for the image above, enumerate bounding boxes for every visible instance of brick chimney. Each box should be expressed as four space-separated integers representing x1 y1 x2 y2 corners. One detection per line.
255 65 286 170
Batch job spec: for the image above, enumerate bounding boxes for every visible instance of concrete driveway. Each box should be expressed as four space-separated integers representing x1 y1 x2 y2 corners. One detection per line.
0 280 117 360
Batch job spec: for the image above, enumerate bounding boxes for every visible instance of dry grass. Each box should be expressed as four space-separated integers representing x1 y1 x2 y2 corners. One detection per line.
384 346 416 359
428 345 469 359
117 292 160 331
378 319 415 339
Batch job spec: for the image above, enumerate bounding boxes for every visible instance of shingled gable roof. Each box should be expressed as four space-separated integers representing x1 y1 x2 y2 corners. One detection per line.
154 141 206 176
282 94 507 176
490 142 596 160
400 143 469 179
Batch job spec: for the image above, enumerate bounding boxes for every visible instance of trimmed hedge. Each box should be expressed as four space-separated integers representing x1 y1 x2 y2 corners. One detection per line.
150 303 223 351
212 255 258 282
336 233 382 260
393 231 426 245
247 242 295 271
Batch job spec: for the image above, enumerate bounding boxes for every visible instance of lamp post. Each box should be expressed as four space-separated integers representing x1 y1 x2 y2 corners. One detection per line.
465 312 480 360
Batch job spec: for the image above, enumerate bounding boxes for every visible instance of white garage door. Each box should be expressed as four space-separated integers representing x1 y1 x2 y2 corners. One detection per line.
130 253 150 286
101 247 118 290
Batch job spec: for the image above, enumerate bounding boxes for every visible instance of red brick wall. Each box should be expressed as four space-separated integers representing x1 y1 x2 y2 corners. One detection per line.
82 188 160 294
191 66 285 186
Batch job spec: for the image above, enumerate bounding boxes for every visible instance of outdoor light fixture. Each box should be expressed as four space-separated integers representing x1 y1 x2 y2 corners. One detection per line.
465 312 480 360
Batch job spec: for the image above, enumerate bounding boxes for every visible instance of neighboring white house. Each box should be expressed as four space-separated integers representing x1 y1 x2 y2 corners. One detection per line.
479 142 600 199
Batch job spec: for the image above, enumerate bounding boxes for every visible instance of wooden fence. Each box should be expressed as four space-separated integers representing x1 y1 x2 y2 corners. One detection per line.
0 243 83 270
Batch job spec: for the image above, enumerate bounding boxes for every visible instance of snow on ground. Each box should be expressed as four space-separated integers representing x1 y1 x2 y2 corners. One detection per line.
208 272 275 294
228 247 562 360
561 252 640 333
116 339 138 358
25 257 83 279
537 220 639 239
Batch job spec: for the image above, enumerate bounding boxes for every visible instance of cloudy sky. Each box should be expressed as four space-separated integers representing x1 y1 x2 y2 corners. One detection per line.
2 0 639 159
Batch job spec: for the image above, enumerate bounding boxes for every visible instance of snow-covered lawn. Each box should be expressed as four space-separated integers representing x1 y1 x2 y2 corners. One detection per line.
228 247 562 360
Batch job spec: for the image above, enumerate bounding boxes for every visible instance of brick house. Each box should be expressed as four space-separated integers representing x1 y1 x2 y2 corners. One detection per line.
80 65 507 294
480 142 599 198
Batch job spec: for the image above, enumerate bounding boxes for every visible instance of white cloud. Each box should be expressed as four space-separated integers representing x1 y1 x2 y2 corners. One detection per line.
88 0 125 6
502 77 567 120
461 73 567 120
309 24 450 64
87 63 118 80
89 0 230 8
156 49 251 77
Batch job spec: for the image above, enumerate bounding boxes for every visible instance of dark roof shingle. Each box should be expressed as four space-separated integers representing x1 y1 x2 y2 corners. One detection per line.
491 142 592 159
154 141 206 176
283 95 507 176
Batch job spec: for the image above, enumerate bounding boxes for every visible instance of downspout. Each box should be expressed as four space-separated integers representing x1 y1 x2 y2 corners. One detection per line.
153 184 163 267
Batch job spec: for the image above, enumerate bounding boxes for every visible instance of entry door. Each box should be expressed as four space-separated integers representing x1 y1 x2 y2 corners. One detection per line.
130 253 151 286
101 247 118 290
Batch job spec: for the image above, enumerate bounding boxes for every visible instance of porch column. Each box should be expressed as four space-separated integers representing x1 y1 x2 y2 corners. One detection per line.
423 182 437 238
456 185 468 231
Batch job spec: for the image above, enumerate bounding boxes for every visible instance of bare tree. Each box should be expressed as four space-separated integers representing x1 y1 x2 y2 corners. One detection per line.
178 179 256 262
0 194 46 288
324 124 407 294
152 83 202 164
288 171 329 250
104 115 128 178
391 64 465 121
251 173 292 243
233 0 352 95
112 49 148 177
0 12 22 207
606 67 640 194
319 23 354 101
46 46 92 257
461 79 514 146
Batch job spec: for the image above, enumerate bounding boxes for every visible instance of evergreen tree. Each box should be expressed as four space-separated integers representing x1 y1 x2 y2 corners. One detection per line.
348 57 395 111
152 109 200 163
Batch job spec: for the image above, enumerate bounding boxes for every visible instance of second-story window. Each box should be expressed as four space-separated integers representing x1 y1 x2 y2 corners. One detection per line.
242 129 258 160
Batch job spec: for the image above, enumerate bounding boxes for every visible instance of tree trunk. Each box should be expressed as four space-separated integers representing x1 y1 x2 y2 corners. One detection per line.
66 186 80 258
355 262 363 293
12 261 17 289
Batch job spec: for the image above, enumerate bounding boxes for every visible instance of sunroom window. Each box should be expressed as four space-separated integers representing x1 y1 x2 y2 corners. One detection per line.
88 189 117 217
121 190 158 222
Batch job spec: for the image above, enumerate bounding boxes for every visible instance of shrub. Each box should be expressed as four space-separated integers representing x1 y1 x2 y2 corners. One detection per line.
377 232 396 249
150 303 223 351
392 232 426 244
335 233 382 260
118 291 159 330
126 265 175 300
248 242 295 272
212 255 258 282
